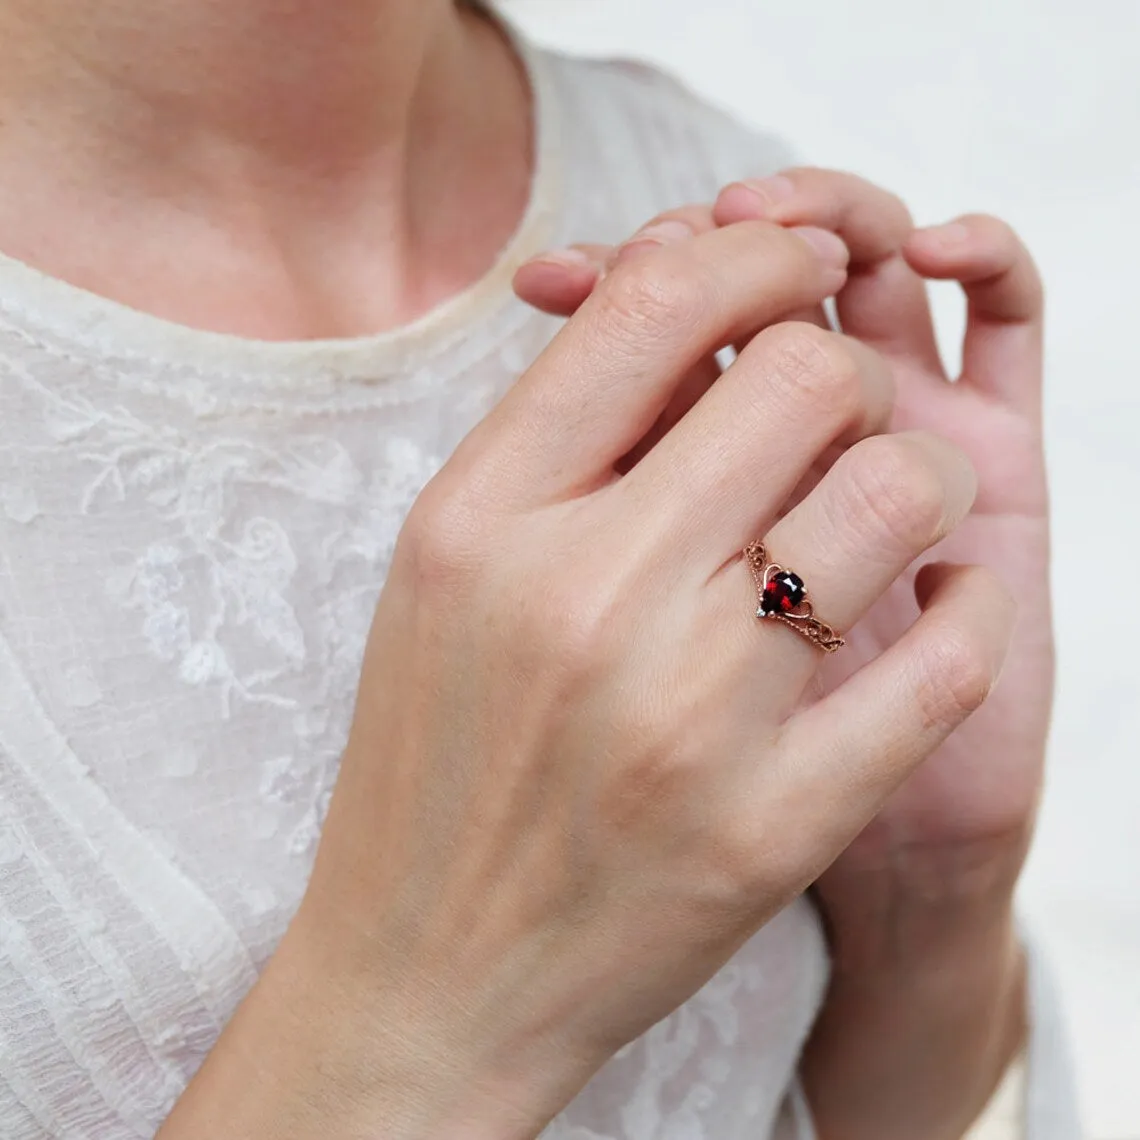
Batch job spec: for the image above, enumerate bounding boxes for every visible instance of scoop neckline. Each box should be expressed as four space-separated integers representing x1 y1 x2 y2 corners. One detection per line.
0 18 563 388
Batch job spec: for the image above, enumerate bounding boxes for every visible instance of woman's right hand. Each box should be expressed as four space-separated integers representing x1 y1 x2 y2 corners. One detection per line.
163 219 1014 1140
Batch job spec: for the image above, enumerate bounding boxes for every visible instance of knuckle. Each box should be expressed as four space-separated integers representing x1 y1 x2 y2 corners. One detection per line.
915 623 996 728
842 436 947 551
758 322 862 419
398 484 487 591
602 255 710 341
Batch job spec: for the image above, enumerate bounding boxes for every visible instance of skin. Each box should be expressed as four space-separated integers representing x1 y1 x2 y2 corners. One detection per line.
0 0 1041 1135
0 0 531 337
515 170 1049 1138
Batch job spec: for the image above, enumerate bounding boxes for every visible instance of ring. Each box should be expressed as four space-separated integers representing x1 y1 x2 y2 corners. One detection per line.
744 541 845 654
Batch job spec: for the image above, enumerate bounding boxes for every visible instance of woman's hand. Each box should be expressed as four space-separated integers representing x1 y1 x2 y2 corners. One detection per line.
518 176 1050 866
515 170 1051 1139
161 217 1013 1140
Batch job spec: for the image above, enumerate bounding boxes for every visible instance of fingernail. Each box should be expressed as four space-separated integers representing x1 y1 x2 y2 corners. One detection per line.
917 221 970 247
742 174 796 209
791 226 850 267
523 246 594 268
611 219 694 266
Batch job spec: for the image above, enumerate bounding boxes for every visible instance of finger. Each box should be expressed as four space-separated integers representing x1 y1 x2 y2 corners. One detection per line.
624 323 895 563
516 270 829 341
475 223 850 504
715 168 945 376
709 431 977 682
603 205 717 272
904 214 1045 412
748 563 1014 871
511 208 761 479
516 208 829 474
513 205 718 317
512 244 609 316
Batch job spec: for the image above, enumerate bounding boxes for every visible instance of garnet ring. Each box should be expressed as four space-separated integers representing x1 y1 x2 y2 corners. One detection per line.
744 541 844 654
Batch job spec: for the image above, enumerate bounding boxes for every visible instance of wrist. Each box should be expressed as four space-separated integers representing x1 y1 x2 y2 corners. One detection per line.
158 907 558 1140
819 830 1028 980
804 897 1027 1140
261 905 572 1140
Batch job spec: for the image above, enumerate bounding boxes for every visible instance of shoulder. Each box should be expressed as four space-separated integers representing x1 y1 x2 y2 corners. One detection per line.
532 47 798 237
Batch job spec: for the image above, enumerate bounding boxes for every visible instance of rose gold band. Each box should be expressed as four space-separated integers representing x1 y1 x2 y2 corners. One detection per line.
745 541 845 654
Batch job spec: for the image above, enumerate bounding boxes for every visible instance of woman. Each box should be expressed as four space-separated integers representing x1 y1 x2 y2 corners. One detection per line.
0 0 1074 1136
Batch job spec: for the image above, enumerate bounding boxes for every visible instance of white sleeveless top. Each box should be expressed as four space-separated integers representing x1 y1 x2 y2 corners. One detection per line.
0 32 932 1140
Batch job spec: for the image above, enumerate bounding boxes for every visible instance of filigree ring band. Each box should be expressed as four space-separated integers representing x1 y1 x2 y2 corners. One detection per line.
745 541 845 654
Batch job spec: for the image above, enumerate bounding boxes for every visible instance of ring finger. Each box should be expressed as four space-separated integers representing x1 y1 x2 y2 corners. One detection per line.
709 429 977 686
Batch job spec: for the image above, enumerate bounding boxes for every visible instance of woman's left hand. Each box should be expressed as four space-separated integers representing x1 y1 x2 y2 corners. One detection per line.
514 169 1052 1138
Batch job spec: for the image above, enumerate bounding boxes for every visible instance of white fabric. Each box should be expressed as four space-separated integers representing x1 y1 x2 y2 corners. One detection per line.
967 1054 1028 1140
0 32 838 1140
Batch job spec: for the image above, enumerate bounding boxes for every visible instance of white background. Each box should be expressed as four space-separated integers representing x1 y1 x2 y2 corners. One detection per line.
499 2 1140 1136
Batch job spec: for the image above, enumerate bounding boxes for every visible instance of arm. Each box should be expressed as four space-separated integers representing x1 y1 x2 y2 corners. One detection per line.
801 840 1029 1140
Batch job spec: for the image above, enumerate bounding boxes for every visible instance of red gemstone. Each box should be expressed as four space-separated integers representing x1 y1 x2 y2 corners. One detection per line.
761 570 806 615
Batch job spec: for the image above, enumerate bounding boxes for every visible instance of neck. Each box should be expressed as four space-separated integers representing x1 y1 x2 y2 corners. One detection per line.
3 0 477 166
0 0 534 337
